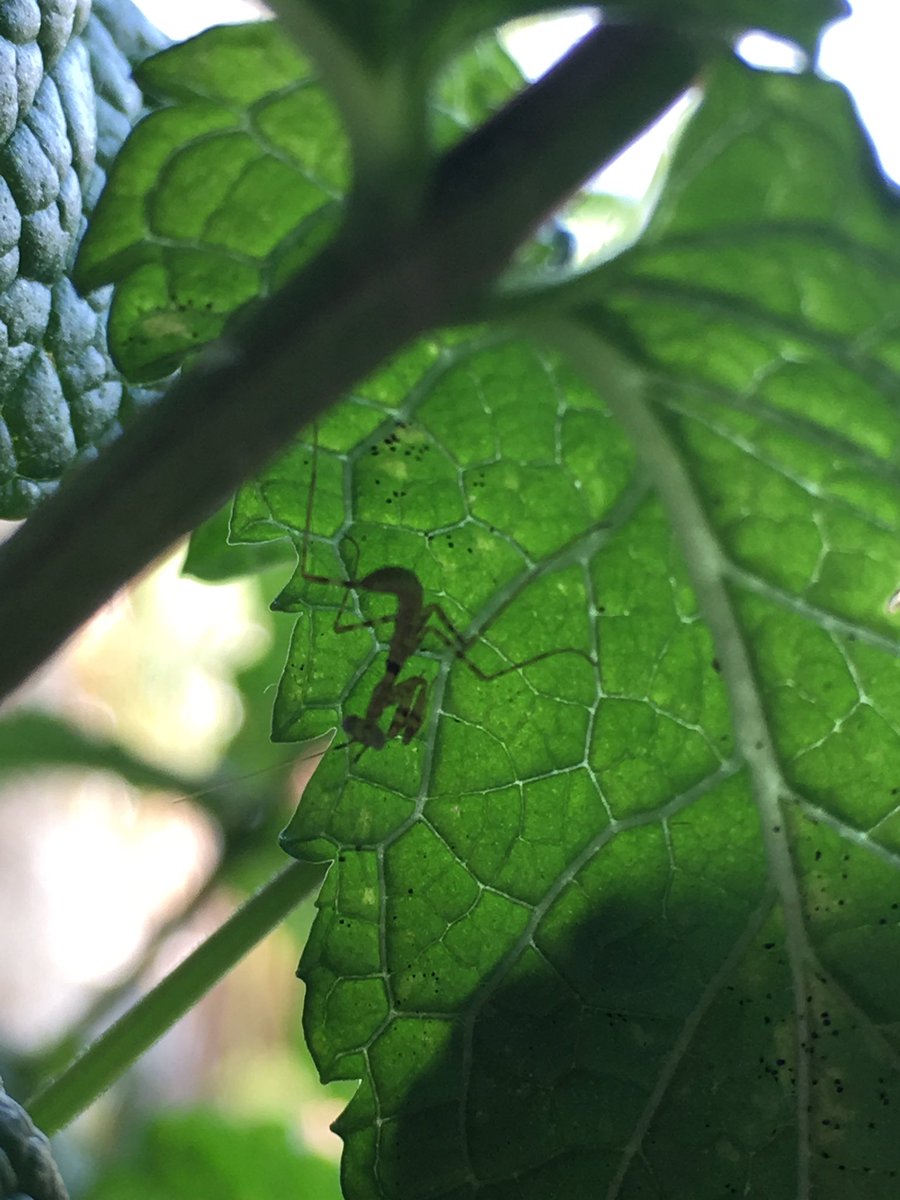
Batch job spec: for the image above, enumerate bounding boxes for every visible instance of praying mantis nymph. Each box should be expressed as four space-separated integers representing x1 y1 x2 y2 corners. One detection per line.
300 422 597 759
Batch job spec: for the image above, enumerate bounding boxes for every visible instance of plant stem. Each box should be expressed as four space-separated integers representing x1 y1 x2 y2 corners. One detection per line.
28 859 325 1134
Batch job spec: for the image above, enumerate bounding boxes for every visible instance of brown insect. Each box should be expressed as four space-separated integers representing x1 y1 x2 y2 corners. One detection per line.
301 423 595 758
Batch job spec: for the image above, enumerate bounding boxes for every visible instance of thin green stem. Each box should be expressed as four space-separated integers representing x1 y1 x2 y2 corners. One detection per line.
28 859 325 1134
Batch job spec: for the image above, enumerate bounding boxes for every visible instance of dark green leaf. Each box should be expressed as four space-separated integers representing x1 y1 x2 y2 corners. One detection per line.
431 33 522 147
0 1082 67 1200
0 0 166 517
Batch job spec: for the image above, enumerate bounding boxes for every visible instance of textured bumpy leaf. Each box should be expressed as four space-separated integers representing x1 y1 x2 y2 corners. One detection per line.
261 59 900 1199
0 0 165 516
0 1082 67 1200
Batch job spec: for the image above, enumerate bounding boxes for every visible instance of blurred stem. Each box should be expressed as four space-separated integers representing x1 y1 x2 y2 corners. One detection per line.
28 860 325 1134
21 836 251 1089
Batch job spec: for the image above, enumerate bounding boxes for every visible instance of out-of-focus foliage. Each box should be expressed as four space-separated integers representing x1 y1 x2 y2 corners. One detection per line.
79 1109 341 1200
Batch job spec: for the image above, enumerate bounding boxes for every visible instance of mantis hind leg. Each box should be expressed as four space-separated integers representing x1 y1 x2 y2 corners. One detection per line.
385 675 429 744
299 423 389 638
342 673 429 758
422 603 595 680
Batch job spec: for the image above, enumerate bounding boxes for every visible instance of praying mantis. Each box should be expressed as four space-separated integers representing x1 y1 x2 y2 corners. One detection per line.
300 422 596 759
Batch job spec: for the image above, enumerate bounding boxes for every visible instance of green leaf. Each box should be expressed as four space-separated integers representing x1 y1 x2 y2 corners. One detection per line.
182 502 294 582
267 59 900 1198
75 22 348 380
431 33 522 148
0 0 166 517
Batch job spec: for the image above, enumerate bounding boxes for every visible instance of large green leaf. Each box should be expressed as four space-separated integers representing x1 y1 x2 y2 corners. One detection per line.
263 59 900 1198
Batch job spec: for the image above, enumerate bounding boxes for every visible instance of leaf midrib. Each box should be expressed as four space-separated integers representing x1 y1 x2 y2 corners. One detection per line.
538 316 817 1188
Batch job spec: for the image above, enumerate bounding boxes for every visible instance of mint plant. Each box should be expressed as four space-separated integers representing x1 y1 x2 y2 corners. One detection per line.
9 0 900 1197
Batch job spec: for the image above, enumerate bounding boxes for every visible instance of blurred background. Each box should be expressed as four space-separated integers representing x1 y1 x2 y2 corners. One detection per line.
0 512 348 1197
0 2 893 1197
